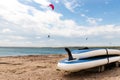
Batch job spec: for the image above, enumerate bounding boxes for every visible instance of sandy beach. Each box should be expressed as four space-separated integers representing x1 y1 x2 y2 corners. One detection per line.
0 54 120 80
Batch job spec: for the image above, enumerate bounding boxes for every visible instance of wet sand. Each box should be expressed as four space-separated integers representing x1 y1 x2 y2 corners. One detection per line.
0 54 120 80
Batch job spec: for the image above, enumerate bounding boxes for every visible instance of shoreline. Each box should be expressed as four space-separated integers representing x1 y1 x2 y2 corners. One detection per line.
0 54 120 80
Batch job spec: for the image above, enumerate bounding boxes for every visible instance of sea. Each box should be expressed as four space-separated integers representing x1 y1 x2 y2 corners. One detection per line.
0 46 119 57
0 47 77 57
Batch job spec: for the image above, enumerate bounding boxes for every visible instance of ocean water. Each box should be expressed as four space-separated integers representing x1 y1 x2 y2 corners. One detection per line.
0 47 75 57
0 47 119 57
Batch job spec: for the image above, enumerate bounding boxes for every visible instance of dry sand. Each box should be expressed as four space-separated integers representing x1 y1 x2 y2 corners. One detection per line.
0 54 120 80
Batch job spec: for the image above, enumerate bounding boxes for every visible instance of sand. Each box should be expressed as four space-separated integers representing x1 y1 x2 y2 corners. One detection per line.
0 54 120 80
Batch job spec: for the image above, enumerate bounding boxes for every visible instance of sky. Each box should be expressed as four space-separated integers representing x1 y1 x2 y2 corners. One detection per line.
0 0 120 47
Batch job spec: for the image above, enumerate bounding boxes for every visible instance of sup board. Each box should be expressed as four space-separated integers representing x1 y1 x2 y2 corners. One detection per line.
57 48 120 72
72 48 120 59
57 56 120 72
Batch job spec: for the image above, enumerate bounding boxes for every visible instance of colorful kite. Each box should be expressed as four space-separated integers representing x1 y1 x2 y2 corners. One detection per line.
49 4 54 10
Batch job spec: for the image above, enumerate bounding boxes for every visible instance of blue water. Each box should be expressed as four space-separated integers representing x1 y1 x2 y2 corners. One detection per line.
0 47 119 57
0 47 70 56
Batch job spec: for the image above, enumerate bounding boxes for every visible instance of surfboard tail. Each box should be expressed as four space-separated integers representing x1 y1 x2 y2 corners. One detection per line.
65 48 74 61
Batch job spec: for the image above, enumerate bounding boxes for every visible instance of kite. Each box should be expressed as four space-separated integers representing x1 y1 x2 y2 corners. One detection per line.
47 4 54 38
49 4 54 10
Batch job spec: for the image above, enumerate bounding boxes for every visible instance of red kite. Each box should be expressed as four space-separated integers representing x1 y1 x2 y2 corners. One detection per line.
49 4 54 10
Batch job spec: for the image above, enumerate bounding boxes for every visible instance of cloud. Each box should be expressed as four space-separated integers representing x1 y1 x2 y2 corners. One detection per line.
8 35 25 40
86 17 103 25
0 0 81 37
0 0 119 47
34 0 50 6
81 14 103 25
54 0 59 3
2 28 13 33
63 0 83 12
105 0 111 5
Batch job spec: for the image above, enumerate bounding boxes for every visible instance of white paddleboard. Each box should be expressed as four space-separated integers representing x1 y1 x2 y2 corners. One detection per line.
57 56 120 72
72 48 120 59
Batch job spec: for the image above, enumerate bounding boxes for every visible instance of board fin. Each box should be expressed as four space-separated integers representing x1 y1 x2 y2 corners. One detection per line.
65 48 74 61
